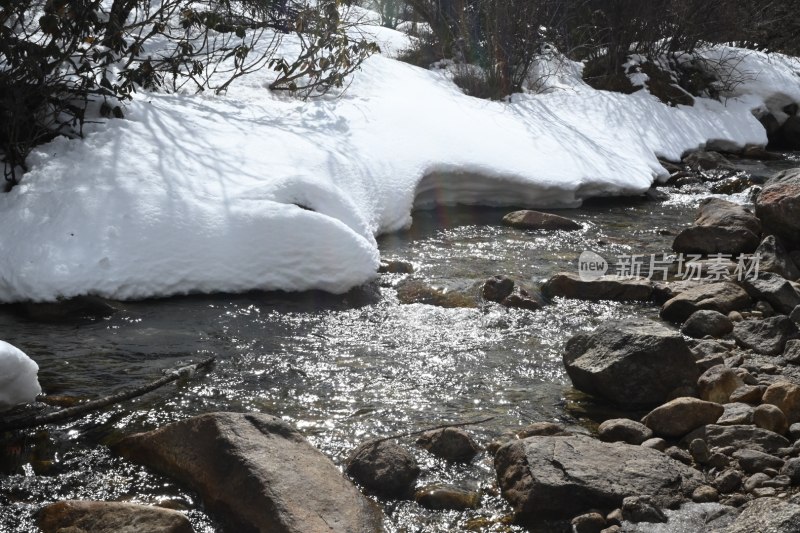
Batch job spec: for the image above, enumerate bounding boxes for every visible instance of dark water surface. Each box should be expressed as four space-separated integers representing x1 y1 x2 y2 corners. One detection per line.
1 155 797 532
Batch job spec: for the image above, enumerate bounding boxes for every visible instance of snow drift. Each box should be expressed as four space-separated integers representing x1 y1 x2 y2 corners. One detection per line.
0 17 795 302
0 340 41 410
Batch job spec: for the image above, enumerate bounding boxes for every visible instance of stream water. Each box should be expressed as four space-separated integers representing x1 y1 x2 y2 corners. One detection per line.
1 155 798 532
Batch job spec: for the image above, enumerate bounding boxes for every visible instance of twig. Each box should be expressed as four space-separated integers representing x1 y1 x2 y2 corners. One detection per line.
0 357 216 432
366 416 496 446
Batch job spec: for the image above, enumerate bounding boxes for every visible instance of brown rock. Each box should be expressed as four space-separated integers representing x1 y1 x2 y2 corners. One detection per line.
417 427 480 463
502 210 582 231
542 273 653 302
697 365 744 404
763 382 800 424
660 282 751 323
38 501 192 533
753 404 789 435
642 397 724 438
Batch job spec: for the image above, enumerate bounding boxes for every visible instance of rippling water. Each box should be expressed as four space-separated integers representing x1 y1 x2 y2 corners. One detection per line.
1 156 797 532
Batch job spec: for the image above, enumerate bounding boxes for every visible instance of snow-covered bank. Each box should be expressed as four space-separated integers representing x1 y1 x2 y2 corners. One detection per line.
0 21 794 301
0 341 41 410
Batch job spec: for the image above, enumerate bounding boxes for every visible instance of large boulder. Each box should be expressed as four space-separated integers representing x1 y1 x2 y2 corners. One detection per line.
642 397 724 439
502 210 582 231
38 501 192 533
733 316 798 355
742 272 800 315
494 435 703 518
660 282 751 323
682 424 790 454
756 236 800 281
113 413 383 533
563 319 699 407
542 273 653 302
713 497 800 533
672 198 761 255
756 170 800 249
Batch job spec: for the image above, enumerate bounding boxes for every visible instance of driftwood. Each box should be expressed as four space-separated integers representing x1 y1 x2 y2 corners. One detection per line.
367 416 496 446
0 356 215 432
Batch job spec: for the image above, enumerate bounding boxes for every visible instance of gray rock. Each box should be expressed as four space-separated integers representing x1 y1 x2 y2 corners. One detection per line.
755 169 800 249
742 272 800 315
715 470 743 494
744 472 770 493
733 316 798 355
712 497 800 533
542 273 653 302
564 319 699 407
753 404 788 435
661 282 751 323
641 438 668 451
672 198 761 255
717 403 755 426
733 449 785 474
622 495 667 523
689 438 711 464
784 339 800 364
502 210 582 231
347 439 420 498
38 501 192 533
756 236 800 282
113 413 384 533
698 365 744 403
494 435 703 518
665 446 693 465
620 502 738 533
681 310 734 338
642 397 724 438
780 457 800 484
730 385 765 405
691 340 731 359
417 427 479 463
598 418 654 445
480 276 514 302
682 424 790 454
792 305 800 324
691 485 720 503
572 512 607 533
789 422 800 440
683 151 736 171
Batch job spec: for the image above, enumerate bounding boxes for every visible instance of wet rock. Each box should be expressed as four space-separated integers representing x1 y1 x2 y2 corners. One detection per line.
416 427 479 463
755 169 800 249
683 151 735 172
763 382 800 424
733 316 797 355
718 497 800 533
691 485 719 503
642 397 724 438
515 422 569 438
501 286 545 311
378 260 414 274
753 404 789 435
347 439 420 499
542 273 653 302
598 418 653 445
755 236 800 282
717 403 755 426
395 279 476 308
733 449 785 474
563 319 699 407
742 272 800 315
681 310 734 338
414 484 480 511
698 365 744 403
571 512 606 533
661 282 751 323
672 198 761 255
621 495 667 523
481 276 515 303
715 470 743 494
710 176 758 195
502 210 582 231
682 424 790 454
113 413 384 533
38 501 192 533
494 435 703 518
645 187 670 201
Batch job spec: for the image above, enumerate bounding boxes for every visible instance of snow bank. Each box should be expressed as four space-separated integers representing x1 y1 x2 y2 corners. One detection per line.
0 19 792 301
0 340 41 410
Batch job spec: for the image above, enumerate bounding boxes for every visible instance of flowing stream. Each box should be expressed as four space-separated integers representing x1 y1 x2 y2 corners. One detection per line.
1 155 798 532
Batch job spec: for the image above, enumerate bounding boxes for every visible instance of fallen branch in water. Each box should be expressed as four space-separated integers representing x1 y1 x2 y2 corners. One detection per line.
367 416 496 446
0 356 216 432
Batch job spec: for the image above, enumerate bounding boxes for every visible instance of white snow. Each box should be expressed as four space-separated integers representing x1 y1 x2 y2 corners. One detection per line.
0 340 41 410
0 15 796 302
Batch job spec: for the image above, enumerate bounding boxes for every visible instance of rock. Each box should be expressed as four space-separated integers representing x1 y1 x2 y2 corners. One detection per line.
756 236 800 281
494 435 703 518
755 300 776 318
501 286 545 311
691 339 731 359
733 316 798 355
697 355 726 372
753 404 789 435
681 310 734 338
541 273 653 302
661 282 752 323
416 427 479 462
652 279 708 305
395 279 476 308
711 175 759 195
698 365 744 403
641 438 668 451
729 311 744 322
571 512 606 533
645 187 670 201
733 449 785 474
481 276 515 303
715 470 743 494
755 169 800 248
665 446 694 465
642 397 724 438
622 495 668 523
683 151 736 171
607 507 624 526
37 501 192 533
730 385 765 405
793 305 800 324
717 497 800 533
682 424 790 454
744 472 770 493
763 382 800 424
515 422 569 438
414 484 480 511
502 210 582 231
598 418 653 445
717 403 755 426
784 340 800 364
742 272 800 315
777 116 800 149
762 113 782 143
114 412 385 533
689 438 711 464
347 439 420 499
672 198 761 255
378 260 414 274
563 319 699 407
692 485 719 503
780 457 800 484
